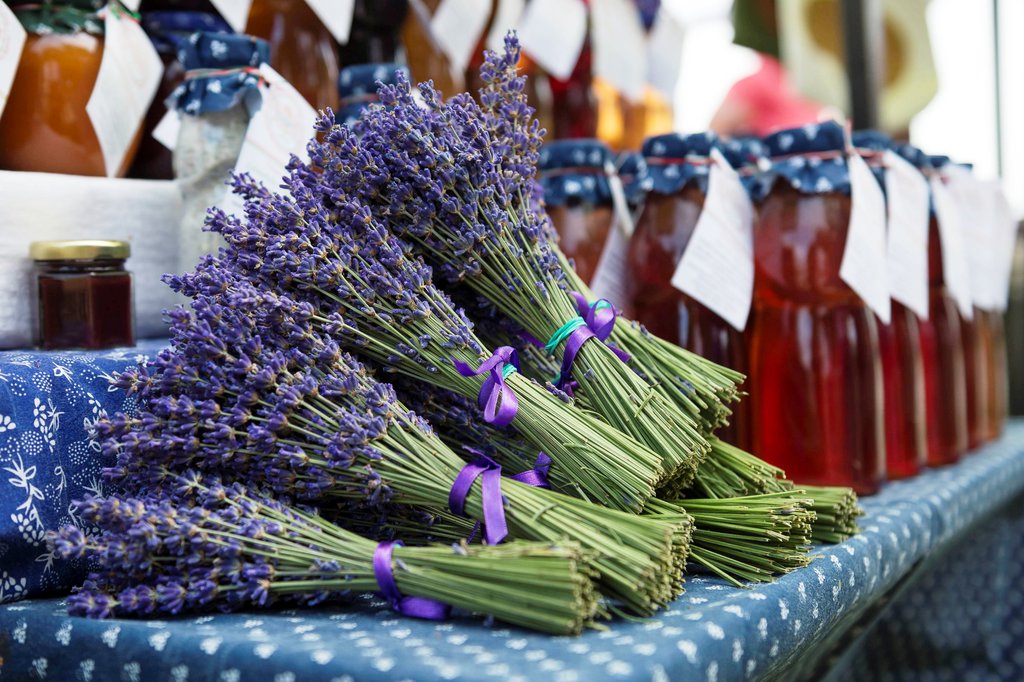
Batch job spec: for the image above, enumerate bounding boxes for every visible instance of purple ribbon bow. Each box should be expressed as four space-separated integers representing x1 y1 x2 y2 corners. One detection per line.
450 451 552 545
570 291 631 363
373 541 450 620
453 346 520 428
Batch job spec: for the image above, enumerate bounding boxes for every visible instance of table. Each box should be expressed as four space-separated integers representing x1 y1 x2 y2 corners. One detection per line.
2 417 1023 681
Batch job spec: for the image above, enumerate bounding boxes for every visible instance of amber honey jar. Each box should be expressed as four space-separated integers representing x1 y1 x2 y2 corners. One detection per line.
0 2 142 176
31 240 135 351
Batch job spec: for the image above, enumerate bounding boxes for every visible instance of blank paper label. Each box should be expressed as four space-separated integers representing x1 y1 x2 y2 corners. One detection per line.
646 7 684 102
517 0 587 80
487 0 526 52
588 222 630 310
590 0 647 102
430 0 492 75
670 148 754 331
86 10 164 177
210 0 252 32
840 153 891 324
0 3 26 120
304 0 355 44
883 150 930 319
930 176 974 320
222 65 317 215
152 109 180 151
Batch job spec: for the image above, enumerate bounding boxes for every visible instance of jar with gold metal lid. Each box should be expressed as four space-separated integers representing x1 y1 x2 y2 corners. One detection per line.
30 240 134 350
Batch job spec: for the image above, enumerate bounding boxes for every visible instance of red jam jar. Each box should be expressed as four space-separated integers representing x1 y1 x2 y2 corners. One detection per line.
750 122 885 495
904 151 969 465
538 139 616 284
851 132 927 479
627 133 760 449
31 240 135 350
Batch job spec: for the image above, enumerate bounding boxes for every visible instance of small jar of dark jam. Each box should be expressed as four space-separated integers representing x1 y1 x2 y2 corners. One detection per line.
30 240 134 350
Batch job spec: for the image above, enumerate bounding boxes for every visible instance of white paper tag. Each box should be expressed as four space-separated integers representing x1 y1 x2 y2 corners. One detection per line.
944 165 997 310
670 148 755 331
85 9 164 177
222 65 318 215
0 3 27 120
152 108 180 151
588 221 630 307
590 0 647 102
646 6 684 102
486 0 525 53
840 153 891 323
304 0 355 45
929 176 974 320
883 150 930 319
430 0 492 75
606 162 635 239
210 0 252 33
517 0 586 80
121 0 141 10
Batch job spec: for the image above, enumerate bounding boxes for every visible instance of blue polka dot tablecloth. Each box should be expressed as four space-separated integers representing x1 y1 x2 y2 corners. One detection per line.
0 344 1023 681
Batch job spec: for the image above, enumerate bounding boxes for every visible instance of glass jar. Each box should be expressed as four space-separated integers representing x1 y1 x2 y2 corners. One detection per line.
0 2 143 176
750 122 885 494
400 0 462 97
851 132 927 479
549 41 597 140
538 139 615 284
627 133 755 448
901 151 969 466
31 240 134 350
245 0 340 111
985 309 1008 439
170 32 269 270
129 9 233 180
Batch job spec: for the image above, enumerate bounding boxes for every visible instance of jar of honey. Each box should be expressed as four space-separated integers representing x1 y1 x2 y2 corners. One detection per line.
934 158 992 452
627 132 758 449
549 41 597 140
616 151 651 214
31 240 134 351
400 0 462 97
538 139 616 284
899 150 969 465
750 122 885 494
129 9 233 179
337 63 407 127
245 0 340 111
851 131 927 479
0 2 142 177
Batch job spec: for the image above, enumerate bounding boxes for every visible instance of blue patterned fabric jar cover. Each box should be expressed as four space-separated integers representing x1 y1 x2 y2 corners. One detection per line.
538 139 616 208
850 129 895 191
642 131 717 195
759 121 852 199
336 63 408 126
718 135 769 195
169 32 270 116
141 11 232 56
615 151 652 209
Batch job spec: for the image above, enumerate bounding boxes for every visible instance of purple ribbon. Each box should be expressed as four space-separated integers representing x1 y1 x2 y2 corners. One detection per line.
453 346 520 428
570 291 632 363
373 541 450 620
450 451 552 545
510 452 552 488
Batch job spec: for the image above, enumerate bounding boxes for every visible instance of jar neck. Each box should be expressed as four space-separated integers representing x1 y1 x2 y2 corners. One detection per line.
36 259 127 274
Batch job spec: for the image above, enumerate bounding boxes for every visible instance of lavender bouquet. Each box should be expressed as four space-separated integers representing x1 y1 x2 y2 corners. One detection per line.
205 174 667 512
306 71 710 496
51 472 600 635
102 265 688 614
